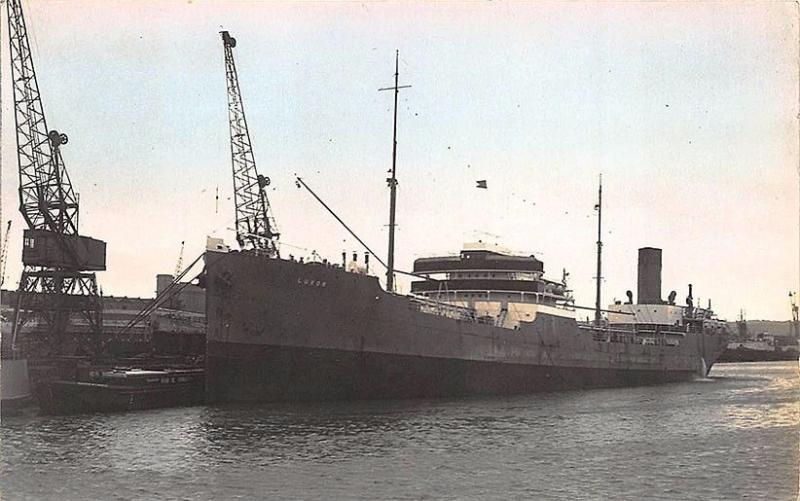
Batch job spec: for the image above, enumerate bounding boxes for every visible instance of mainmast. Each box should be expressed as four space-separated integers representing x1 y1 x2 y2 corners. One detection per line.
594 174 603 326
379 51 410 292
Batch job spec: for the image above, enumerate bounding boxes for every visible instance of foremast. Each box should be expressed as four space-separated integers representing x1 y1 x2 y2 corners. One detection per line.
379 51 410 292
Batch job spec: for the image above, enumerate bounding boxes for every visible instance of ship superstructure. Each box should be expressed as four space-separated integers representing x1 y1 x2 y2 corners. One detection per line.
410 242 574 329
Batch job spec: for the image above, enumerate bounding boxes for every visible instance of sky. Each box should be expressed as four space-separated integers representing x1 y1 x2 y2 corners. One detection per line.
1 0 798 321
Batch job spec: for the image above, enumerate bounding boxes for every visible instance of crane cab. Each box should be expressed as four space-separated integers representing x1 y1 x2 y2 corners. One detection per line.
21 229 106 271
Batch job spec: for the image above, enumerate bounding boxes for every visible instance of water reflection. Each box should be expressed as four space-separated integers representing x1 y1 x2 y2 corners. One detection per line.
1 362 797 500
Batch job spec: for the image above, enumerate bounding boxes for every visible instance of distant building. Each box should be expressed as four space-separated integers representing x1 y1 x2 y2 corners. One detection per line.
156 274 205 314
1 274 205 358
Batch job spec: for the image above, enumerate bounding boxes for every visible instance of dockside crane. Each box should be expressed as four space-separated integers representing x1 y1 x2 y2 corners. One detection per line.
174 240 185 278
1 220 12 287
220 31 280 257
5 0 106 358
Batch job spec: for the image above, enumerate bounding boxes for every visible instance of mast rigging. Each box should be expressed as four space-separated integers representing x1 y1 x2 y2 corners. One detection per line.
378 50 410 292
594 174 603 326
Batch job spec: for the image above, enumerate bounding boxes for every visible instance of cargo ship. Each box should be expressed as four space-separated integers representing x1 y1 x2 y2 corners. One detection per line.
204 242 729 402
204 51 728 403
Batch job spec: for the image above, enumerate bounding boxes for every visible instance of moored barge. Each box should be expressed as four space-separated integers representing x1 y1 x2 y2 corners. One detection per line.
37 366 204 415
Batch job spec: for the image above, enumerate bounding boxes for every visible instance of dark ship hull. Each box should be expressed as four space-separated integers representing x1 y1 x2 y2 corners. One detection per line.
717 347 799 363
205 251 728 403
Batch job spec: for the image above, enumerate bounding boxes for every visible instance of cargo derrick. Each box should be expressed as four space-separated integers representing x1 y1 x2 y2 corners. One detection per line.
6 0 106 359
220 31 280 256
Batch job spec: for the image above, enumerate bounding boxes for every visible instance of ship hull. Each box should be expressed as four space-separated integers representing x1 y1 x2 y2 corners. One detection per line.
0 358 33 416
208 340 696 402
205 252 727 403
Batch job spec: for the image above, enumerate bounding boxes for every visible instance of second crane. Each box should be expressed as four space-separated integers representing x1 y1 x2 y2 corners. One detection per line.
221 31 280 257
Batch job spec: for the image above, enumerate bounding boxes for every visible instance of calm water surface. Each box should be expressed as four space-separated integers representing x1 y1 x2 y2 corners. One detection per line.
1 361 798 500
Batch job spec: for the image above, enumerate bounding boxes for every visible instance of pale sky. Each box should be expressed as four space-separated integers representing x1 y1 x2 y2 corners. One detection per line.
1 1 798 321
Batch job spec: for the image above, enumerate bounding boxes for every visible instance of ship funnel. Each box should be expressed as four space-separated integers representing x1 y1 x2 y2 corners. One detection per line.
637 247 662 304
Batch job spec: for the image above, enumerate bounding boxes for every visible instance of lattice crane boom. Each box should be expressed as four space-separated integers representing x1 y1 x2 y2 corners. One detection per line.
0 220 11 287
220 31 280 257
7 0 79 235
174 240 185 278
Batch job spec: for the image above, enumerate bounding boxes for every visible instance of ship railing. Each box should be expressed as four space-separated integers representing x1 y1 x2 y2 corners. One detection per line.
419 290 575 311
600 322 689 337
684 307 718 321
406 295 478 322
579 325 634 343
579 324 682 347
632 327 687 337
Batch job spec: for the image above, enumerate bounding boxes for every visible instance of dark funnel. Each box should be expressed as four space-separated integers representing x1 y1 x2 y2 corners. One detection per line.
637 247 662 304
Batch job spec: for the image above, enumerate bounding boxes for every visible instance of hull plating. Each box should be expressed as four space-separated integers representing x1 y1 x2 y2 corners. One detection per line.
207 341 697 402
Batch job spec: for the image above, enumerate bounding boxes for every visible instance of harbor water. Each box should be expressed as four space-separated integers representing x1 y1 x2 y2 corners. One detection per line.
1 361 797 500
